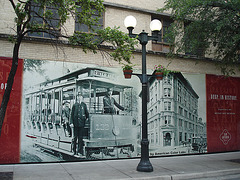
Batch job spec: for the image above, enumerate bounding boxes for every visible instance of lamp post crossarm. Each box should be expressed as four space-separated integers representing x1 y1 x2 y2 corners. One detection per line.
128 33 138 39
148 35 159 42
132 71 162 83
132 73 156 83
127 30 159 44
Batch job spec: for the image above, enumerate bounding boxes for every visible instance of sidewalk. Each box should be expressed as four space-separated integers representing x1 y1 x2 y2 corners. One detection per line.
0 151 240 180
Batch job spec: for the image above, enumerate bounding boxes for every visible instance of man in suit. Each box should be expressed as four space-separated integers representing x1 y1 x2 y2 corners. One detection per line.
103 88 125 114
62 101 72 137
70 93 89 156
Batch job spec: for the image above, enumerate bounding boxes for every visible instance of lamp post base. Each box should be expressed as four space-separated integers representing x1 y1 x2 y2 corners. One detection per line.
137 160 153 172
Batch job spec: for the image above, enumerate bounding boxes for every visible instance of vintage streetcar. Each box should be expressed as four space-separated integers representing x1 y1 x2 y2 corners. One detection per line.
23 67 138 160
191 136 207 153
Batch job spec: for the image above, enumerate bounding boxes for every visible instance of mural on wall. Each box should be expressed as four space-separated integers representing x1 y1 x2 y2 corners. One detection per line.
20 59 208 162
0 57 23 163
0 57 239 164
20 59 141 162
147 73 207 156
206 74 240 152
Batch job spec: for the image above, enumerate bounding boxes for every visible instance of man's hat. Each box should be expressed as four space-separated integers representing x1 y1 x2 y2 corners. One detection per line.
63 101 70 105
107 88 113 92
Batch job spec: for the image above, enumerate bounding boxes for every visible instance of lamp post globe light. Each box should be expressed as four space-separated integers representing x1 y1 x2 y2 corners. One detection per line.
150 19 162 31
124 16 162 172
124 15 137 28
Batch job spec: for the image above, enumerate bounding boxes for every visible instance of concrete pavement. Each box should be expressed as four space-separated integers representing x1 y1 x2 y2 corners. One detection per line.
0 151 240 180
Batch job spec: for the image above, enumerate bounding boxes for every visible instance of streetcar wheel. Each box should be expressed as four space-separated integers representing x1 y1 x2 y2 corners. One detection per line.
57 152 63 160
85 148 93 159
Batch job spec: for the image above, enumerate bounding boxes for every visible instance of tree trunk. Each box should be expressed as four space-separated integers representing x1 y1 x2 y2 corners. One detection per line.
0 40 21 136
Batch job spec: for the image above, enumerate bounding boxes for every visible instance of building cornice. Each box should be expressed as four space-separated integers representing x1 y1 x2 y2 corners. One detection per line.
0 33 215 63
174 73 199 99
103 2 171 17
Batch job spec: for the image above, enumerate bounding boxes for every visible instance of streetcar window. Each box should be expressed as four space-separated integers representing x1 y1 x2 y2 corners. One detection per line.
48 123 53 129
36 122 41 131
132 119 137 126
42 122 47 131
32 121 36 129
27 121 31 130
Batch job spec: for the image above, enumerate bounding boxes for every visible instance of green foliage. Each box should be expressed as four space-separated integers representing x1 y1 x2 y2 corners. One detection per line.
24 59 45 73
160 0 240 75
69 32 99 53
122 63 135 71
7 35 16 43
154 64 177 76
97 27 138 63
10 0 137 64
69 27 137 63
154 64 165 72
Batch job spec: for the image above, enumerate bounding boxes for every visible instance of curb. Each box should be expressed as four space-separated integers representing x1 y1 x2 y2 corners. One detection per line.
118 168 240 180
171 168 240 180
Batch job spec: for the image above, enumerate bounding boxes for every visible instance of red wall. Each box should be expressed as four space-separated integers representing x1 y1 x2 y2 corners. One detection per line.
0 57 23 163
206 74 240 152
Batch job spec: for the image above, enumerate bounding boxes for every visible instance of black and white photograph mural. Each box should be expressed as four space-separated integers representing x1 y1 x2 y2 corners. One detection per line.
147 73 206 156
20 59 206 163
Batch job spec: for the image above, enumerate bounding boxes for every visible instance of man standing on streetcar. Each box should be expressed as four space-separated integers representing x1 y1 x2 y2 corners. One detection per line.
70 93 89 156
103 88 125 114
62 101 71 137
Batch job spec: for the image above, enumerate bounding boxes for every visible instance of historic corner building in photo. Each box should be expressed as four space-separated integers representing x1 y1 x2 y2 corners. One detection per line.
0 0 239 164
147 73 206 155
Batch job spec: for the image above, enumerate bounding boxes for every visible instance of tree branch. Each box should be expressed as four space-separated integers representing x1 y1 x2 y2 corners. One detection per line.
9 0 16 9
206 1 239 12
22 1 32 34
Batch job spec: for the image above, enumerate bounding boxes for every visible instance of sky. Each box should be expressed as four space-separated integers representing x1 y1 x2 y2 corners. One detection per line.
183 73 206 122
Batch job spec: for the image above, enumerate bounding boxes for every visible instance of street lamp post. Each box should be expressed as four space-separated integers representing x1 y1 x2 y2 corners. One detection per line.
124 16 162 172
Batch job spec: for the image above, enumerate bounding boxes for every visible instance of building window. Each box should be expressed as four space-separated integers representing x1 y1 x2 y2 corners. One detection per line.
184 121 188 129
189 123 193 130
185 133 187 141
178 95 182 103
178 81 182 93
179 132 182 142
156 132 158 144
184 99 187 106
164 132 171 146
189 112 192 120
164 88 171 97
75 6 103 33
29 3 60 38
151 133 154 144
151 16 173 52
178 106 183 115
179 119 183 127
164 115 171 125
184 21 205 57
164 102 171 111
164 75 172 85
184 110 188 117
